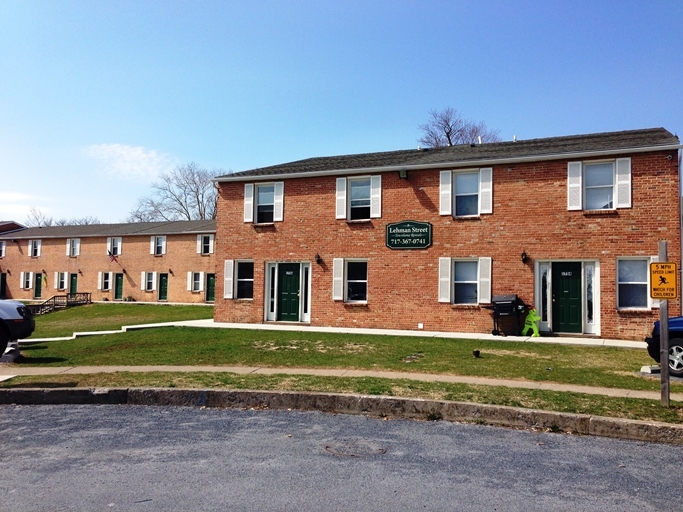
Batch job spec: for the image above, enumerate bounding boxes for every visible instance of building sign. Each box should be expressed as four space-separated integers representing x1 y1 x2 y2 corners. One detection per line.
650 262 678 299
386 221 432 250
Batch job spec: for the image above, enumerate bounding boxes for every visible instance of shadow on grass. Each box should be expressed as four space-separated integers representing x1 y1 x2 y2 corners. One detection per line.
13 357 68 364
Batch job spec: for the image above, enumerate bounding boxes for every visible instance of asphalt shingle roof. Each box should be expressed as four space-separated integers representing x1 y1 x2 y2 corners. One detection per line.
0 221 26 234
216 127 679 180
0 220 216 240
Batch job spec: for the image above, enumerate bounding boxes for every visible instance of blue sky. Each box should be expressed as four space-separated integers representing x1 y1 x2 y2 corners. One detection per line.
1 0 681 224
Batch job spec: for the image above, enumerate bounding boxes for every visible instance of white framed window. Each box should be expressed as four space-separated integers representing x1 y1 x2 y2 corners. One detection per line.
107 237 122 256
235 261 254 299
66 238 80 257
20 271 33 289
0 240 5 258
438 257 492 305
244 182 284 224
256 184 275 223
141 271 157 291
349 178 371 220
187 271 204 292
150 236 166 256
617 257 658 309
345 260 368 302
197 234 215 255
584 163 614 210
439 169 493 217
54 271 67 291
222 260 255 300
332 258 368 303
453 172 480 217
28 239 41 257
568 158 631 211
336 176 381 221
453 260 479 304
98 271 113 291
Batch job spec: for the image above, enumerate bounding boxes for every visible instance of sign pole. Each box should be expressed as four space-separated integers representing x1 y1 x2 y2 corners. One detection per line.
659 240 670 407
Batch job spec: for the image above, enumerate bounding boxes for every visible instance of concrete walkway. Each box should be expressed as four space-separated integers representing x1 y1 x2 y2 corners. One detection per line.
3 318 676 401
20 318 649 349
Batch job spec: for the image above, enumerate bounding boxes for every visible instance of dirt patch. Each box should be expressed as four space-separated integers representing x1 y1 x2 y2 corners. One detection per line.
252 340 374 354
402 352 424 363
479 349 552 360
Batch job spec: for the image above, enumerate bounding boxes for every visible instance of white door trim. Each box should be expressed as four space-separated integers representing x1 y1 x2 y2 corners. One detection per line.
264 262 312 323
535 260 600 336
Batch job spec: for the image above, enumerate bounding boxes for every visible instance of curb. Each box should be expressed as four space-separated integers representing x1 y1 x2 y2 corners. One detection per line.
1 387 682 445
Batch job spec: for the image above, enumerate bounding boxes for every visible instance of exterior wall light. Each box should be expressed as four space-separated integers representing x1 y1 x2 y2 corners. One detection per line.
521 251 528 264
315 253 322 264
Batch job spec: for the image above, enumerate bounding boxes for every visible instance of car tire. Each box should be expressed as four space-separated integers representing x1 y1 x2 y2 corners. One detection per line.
668 339 683 377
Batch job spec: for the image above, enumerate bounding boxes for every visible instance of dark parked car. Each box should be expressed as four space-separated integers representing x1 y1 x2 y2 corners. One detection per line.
0 300 35 355
645 317 683 377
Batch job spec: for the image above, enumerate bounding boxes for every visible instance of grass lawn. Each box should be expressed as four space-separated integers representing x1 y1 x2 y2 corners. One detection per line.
31 303 213 338
5 372 683 425
14 323 683 393
5 303 682 425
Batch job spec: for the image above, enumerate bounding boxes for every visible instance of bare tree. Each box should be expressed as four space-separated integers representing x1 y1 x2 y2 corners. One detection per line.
25 207 54 227
127 162 219 222
418 107 501 148
25 207 100 227
66 216 100 225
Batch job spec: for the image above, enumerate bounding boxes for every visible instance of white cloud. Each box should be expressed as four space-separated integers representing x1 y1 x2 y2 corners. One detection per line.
83 144 177 183
0 191 34 203
0 191 39 221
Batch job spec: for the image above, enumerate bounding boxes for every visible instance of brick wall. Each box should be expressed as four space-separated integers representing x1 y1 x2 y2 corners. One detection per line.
215 150 680 340
1 234 215 303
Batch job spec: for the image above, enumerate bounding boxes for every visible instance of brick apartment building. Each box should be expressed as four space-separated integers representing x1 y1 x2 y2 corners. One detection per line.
0 220 216 304
213 128 681 340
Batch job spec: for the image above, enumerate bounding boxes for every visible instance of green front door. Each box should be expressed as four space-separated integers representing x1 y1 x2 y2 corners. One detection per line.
158 273 168 301
277 263 300 321
34 273 42 299
205 273 215 302
69 273 78 294
114 273 124 300
552 262 582 333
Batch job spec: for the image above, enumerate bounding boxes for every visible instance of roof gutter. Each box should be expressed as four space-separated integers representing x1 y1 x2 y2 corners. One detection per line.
214 143 682 183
